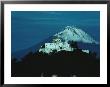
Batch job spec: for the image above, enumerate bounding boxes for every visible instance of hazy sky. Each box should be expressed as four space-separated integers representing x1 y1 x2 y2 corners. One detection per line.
11 11 100 52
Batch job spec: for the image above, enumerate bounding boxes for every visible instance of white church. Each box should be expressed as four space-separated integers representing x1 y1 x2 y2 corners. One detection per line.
39 38 74 54
39 38 89 54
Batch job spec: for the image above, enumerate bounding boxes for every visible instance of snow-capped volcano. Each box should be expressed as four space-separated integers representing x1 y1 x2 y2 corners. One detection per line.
54 26 99 44
39 26 99 54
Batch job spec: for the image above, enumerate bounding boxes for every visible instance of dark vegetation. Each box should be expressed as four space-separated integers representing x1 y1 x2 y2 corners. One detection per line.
11 42 100 77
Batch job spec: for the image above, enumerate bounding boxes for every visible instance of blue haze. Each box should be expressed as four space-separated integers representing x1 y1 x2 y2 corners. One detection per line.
11 11 100 53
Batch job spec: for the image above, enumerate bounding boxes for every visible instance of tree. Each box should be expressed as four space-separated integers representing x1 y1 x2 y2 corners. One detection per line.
69 41 78 49
52 49 57 54
41 45 45 48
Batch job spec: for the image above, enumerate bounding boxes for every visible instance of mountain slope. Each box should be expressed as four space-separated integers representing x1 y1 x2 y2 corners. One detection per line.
54 26 99 44
12 35 54 59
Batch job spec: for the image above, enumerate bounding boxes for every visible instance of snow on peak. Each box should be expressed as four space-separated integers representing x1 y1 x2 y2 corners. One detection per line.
54 26 99 44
